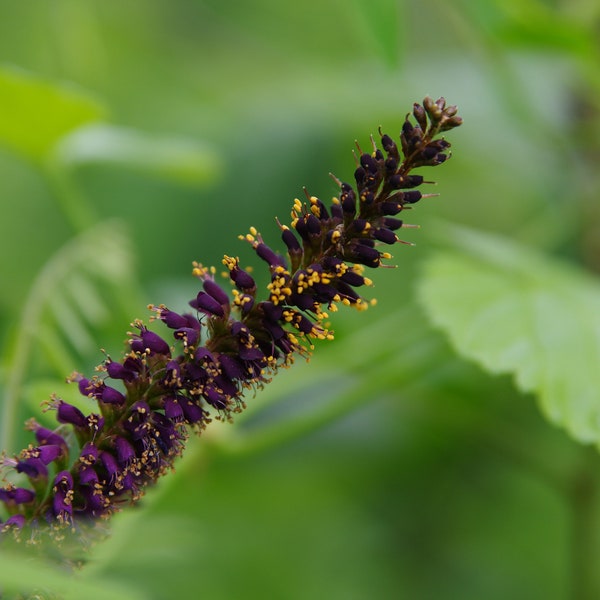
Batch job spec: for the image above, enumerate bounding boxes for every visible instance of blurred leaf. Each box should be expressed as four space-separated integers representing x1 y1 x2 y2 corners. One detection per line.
0 220 136 452
0 547 144 600
418 224 600 445
53 124 222 186
349 0 401 67
497 0 595 55
0 66 108 161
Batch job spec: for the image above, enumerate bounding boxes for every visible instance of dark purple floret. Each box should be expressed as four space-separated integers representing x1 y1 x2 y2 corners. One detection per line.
305 214 322 236
2 514 26 531
190 291 226 317
106 359 139 382
260 300 284 323
345 242 381 268
238 344 265 361
179 396 204 423
203 279 230 306
340 270 367 287
134 327 171 356
115 437 136 465
32 424 67 449
162 359 182 387
219 354 245 380
101 384 127 405
164 396 185 421
0 487 36 505
78 377 93 397
203 385 228 410
57 401 88 429
52 471 74 522
100 451 120 483
78 465 99 486
255 243 287 269
16 457 48 479
35 444 64 465
373 228 397 244
174 326 200 347
281 228 302 255
379 201 402 215
158 308 191 330
79 442 98 466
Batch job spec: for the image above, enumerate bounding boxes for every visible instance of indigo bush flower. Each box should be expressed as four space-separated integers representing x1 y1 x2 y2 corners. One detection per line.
0 97 461 542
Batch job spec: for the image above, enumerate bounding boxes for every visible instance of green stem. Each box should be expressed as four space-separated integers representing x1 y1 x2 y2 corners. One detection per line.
568 447 600 600
42 157 98 234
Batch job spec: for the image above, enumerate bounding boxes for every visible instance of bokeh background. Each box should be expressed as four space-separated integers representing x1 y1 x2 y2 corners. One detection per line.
1 1 600 598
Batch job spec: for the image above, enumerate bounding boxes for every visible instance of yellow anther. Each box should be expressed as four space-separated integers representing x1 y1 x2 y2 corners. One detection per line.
364 277 373 286
382 252 392 260
222 255 237 270
249 226 258 236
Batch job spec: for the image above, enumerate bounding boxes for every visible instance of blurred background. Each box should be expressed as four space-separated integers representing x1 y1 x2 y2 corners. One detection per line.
1 1 600 598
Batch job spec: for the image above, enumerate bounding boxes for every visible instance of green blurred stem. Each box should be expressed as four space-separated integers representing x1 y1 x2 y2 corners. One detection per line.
0 226 100 451
0 161 98 451
568 447 600 600
0 248 70 452
42 157 98 233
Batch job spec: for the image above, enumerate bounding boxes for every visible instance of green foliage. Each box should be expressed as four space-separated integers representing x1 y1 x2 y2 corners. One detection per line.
0 66 107 162
419 224 600 446
2 0 600 598
0 547 144 600
0 221 137 452
53 124 222 187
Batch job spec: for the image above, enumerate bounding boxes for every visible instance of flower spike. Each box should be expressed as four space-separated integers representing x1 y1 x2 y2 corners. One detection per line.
0 97 461 542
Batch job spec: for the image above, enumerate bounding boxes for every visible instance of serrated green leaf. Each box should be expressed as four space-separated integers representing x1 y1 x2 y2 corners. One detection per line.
53 124 222 186
0 66 108 161
418 224 600 445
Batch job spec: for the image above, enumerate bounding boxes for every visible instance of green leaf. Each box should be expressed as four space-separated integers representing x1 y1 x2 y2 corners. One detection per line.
0 66 108 161
418 224 600 445
0 220 137 452
52 124 223 186
0 547 145 600
348 0 401 67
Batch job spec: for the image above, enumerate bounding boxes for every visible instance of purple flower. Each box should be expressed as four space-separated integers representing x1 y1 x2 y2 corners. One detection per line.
57 401 88 428
52 471 74 524
0 486 35 505
0 96 461 540
131 324 171 356
1 514 26 531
